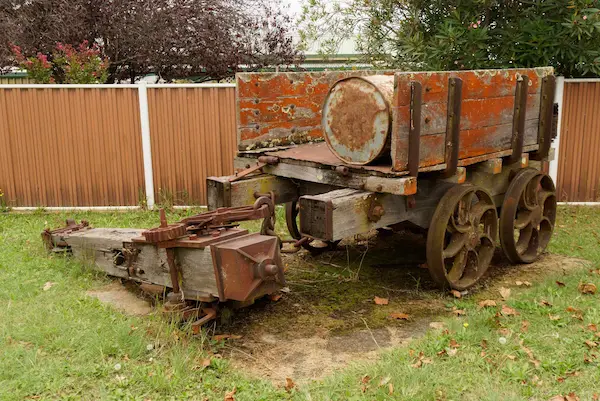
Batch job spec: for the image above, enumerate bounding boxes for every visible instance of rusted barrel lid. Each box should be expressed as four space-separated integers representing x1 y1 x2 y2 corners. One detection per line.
322 75 395 165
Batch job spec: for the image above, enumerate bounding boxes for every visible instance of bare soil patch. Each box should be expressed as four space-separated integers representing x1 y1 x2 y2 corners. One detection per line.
87 281 154 316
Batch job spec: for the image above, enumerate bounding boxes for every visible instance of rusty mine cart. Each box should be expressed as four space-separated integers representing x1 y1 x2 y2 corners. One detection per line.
44 67 558 328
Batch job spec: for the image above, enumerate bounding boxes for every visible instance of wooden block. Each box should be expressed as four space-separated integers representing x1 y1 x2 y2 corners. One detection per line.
477 158 503 175
207 174 298 209
263 163 417 196
298 189 408 241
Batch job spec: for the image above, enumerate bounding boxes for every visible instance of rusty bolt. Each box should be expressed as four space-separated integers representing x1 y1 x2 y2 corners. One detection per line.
372 205 385 218
264 264 279 276
335 166 351 177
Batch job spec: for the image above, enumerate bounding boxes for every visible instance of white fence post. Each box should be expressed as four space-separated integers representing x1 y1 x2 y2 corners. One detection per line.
138 81 155 209
549 76 565 185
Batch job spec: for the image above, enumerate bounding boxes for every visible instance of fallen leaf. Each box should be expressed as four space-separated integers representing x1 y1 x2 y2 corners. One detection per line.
390 312 410 320
450 290 461 298
593 393 599 400
213 334 242 341
388 382 394 395
520 341 540 367
360 375 371 384
557 377 565 383
478 299 497 308
501 305 519 316
540 299 553 307
547 395 565 401
437 349 447 357
448 339 460 348
587 323 598 332
507 354 516 360
411 352 433 368
579 283 597 295
499 287 511 299
193 358 212 370
521 320 530 333
556 281 566 287
584 354 595 363
270 294 282 302
446 348 458 356
42 282 55 291
516 280 532 287
585 340 598 349
374 296 389 305
451 307 466 316
566 393 580 401
284 378 295 392
549 314 561 321
378 376 390 386
481 339 488 349
498 328 512 336
224 387 236 401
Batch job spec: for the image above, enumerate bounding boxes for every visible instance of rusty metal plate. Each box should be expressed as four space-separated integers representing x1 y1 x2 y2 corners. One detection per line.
236 71 398 151
210 233 285 302
391 67 554 172
322 75 395 165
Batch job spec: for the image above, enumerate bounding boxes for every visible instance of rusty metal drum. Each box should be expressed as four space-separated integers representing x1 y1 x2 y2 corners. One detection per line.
322 75 395 165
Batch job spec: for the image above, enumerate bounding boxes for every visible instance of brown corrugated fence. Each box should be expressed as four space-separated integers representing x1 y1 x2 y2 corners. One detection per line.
148 87 236 205
556 81 600 202
0 85 236 207
0 87 145 206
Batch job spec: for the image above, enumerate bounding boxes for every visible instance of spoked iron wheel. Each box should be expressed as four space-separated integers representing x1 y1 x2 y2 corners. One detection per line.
499 168 557 264
426 185 498 290
285 201 340 255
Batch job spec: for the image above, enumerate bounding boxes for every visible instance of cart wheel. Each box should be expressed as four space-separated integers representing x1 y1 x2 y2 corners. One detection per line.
499 168 557 264
426 185 498 290
285 201 340 254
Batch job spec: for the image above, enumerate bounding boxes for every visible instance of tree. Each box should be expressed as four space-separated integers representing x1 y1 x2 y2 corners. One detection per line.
299 0 600 78
0 0 301 82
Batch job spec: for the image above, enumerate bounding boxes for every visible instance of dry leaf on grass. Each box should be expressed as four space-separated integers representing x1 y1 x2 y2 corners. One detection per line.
521 320 530 333
585 340 598 349
516 280 532 287
378 376 390 386
411 352 433 368
42 282 55 291
284 378 296 392
213 334 242 341
451 307 466 316
579 282 597 295
450 290 462 298
224 387 236 401
360 375 371 384
479 299 497 308
549 314 561 321
556 281 566 287
500 305 519 316
499 287 511 299
566 393 580 401
449 339 460 348
520 341 540 368
587 323 598 332
390 312 410 321
540 299 553 307
374 296 389 305
193 358 212 370
388 383 394 395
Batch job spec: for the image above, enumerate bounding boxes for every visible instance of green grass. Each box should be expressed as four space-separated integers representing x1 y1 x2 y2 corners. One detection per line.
1 206 600 400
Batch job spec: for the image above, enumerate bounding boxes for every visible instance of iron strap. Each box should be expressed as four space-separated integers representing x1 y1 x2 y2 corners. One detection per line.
444 77 463 177
531 75 556 161
408 81 422 177
509 75 529 163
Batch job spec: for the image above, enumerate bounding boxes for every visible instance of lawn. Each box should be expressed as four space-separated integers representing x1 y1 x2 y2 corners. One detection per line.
1 206 600 400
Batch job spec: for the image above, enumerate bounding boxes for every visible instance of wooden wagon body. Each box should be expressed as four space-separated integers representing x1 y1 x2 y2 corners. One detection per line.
208 67 558 290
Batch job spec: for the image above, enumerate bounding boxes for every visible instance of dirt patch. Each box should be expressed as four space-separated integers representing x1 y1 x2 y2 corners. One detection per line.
87 281 154 316
216 231 587 383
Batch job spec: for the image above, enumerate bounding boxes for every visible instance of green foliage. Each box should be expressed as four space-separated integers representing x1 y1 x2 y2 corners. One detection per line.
0 188 10 213
300 0 600 77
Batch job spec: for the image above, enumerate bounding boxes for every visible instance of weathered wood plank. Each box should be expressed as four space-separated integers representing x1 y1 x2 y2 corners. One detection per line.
299 189 408 241
262 163 417 196
207 174 299 209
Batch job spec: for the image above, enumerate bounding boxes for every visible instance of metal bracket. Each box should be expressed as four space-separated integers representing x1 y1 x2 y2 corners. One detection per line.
531 75 556 161
408 81 422 177
509 75 529 164
444 77 462 177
